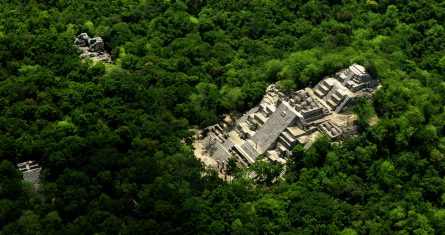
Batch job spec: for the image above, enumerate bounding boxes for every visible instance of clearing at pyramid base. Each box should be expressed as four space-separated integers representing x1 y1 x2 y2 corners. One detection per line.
196 64 380 170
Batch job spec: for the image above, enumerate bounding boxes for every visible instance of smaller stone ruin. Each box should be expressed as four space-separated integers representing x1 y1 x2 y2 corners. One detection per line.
17 160 42 189
74 33 112 63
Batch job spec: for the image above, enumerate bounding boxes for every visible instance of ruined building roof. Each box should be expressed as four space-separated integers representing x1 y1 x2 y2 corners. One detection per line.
251 101 299 153
17 161 41 188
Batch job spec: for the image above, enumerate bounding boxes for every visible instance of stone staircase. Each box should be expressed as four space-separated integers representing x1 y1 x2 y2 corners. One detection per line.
323 85 338 101
314 80 332 98
326 90 345 110
231 145 254 166
241 141 259 160
335 96 350 113
254 112 267 125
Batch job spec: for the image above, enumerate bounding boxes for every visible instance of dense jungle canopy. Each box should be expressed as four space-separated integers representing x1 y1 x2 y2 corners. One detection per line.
0 0 444 234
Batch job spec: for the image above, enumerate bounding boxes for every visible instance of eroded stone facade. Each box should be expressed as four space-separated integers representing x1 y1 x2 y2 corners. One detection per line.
197 64 380 169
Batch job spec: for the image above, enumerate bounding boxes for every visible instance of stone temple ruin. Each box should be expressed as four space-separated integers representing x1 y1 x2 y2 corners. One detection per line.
74 33 112 63
17 160 42 189
197 64 380 170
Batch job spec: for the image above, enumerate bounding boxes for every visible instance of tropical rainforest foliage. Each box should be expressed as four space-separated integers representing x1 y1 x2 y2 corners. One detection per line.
1 0 444 234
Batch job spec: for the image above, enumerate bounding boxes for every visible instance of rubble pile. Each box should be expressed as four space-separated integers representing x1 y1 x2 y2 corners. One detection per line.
74 33 112 63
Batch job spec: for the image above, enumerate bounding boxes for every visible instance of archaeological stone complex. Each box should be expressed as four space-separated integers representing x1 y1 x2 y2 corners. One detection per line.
74 33 112 63
197 64 380 169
